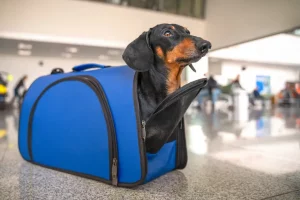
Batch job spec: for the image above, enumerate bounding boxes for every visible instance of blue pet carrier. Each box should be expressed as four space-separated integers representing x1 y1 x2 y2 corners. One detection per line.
18 63 206 187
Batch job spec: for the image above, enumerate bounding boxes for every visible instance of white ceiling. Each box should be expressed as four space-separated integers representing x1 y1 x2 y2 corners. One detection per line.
209 33 300 66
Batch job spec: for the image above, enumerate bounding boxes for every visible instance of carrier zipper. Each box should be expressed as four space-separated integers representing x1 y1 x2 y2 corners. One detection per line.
177 84 185 167
82 76 119 186
112 158 118 186
129 72 147 187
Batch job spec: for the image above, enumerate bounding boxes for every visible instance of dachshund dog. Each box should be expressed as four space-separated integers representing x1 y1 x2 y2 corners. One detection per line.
122 23 211 122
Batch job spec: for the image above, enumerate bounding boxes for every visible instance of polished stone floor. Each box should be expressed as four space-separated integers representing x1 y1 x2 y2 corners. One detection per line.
0 106 299 200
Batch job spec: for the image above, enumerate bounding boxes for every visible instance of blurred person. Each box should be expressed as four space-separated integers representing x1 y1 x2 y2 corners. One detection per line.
294 83 300 108
232 74 244 90
230 74 257 108
295 83 300 97
0 72 14 109
253 87 261 98
0 74 8 96
288 83 298 97
207 75 218 97
0 73 8 108
277 83 298 106
279 83 292 99
12 75 28 107
197 75 221 110
0 74 7 86
249 87 264 106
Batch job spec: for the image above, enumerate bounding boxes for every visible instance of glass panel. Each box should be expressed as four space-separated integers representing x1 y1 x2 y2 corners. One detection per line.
108 0 121 4
178 0 193 17
193 0 204 18
128 0 148 8
81 0 205 19
161 0 178 14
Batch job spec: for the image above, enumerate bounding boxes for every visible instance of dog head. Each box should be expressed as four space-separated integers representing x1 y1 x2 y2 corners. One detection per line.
122 23 211 72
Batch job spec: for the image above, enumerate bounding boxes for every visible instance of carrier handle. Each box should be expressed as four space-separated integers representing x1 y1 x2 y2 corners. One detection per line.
72 63 110 72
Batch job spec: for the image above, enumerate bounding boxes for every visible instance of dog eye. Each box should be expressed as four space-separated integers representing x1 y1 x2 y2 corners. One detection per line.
163 31 173 37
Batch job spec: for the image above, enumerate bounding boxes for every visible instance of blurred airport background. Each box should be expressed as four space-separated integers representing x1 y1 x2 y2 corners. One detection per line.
0 0 300 199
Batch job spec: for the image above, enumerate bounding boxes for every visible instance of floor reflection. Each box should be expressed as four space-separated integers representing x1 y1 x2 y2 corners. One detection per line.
0 112 7 140
0 111 8 162
185 106 300 175
186 107 300 143
0 109 20 162
0 106 300 199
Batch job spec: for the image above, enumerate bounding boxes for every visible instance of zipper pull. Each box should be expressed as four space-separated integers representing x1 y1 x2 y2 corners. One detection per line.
142 120 146 141
112 158 118 186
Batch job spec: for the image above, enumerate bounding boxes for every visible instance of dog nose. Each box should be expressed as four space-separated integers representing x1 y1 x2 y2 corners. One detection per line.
197 41 211 53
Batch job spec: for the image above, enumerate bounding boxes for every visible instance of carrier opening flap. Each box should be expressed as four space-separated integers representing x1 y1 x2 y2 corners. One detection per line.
145 78 207 153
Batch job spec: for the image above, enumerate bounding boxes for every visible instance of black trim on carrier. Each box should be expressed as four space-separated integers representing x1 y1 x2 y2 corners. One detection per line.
175 80 206 168
142 78 206 167
117 72 148 187
149 79 207 116
27 75 119 186
175 80 206 169
176 119 188 169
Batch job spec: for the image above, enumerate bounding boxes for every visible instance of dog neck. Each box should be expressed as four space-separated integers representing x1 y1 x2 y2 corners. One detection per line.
164 63 183 94
139 58 183 97
137 55 184 120
141 58 184 92
139 67 168 101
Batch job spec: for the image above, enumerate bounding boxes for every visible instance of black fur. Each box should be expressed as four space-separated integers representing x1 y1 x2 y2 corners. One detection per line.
123 23 211 121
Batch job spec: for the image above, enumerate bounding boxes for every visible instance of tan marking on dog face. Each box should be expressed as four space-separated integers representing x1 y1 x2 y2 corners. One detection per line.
166 38 196 63
155 46 164 59
159 38 197 94
171 26 175 30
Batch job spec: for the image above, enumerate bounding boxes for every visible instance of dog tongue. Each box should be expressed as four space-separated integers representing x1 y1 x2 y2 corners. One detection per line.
189 64 196 72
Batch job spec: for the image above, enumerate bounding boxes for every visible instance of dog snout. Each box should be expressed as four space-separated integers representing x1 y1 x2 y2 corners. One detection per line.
196 41 212 53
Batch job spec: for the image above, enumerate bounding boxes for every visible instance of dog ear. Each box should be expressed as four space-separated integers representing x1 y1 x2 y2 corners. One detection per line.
122 31 154 72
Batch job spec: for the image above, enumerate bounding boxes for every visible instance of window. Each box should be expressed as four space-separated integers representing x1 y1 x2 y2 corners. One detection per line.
84 0 205 19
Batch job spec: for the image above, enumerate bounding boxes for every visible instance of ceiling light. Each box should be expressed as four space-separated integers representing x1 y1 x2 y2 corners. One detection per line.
98 55 110 60
18 43 32 50
61 52 72 58
18 50 32 56
66 47 78 53
107 50 121 56
294 29 300 35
